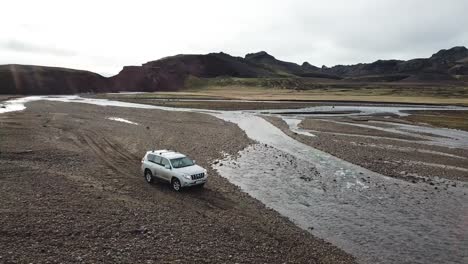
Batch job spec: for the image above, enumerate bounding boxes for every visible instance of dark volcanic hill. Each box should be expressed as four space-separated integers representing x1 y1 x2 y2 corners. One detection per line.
110 52 276 91
320 46 468 82
110 51 342 91
0 65 110 94
1 46 467 94
245 51 305 76
244 51 340 79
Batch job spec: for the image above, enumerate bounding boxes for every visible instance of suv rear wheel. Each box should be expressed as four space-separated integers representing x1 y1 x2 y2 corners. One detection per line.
144 169 153 184
171 178 181 191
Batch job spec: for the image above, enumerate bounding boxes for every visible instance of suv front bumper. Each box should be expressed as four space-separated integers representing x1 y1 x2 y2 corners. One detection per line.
181 177 207 187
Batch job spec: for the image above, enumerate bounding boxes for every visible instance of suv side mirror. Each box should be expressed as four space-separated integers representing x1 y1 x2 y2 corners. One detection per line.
165 164 171 170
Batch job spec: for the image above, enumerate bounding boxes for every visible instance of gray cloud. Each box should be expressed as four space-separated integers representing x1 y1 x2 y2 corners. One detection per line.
267 0 468 65
1 40 77 57
1 0 467 74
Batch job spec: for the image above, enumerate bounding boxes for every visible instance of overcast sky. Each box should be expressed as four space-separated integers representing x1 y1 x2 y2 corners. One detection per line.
1 0 467 76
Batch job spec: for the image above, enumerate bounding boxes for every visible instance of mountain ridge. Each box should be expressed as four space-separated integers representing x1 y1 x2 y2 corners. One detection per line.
1 46 467 94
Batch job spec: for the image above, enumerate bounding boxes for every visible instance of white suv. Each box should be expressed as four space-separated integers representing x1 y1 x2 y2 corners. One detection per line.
141 150 207 191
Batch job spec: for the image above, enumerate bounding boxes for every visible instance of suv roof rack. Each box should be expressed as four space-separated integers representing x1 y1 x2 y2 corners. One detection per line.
151 149 179 155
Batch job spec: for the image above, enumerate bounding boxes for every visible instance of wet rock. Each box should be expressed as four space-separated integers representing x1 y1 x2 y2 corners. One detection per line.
300 176 312 182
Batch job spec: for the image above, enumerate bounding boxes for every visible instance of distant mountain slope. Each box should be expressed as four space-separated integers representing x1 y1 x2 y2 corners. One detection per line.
1 46 467 94
320 46 468 82
244 51 340 79
245 51 304 76
110 52 278 91
0 64 109 94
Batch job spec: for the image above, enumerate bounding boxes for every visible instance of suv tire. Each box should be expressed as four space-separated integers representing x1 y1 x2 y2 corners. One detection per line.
172 178 182 191
144 169 154 184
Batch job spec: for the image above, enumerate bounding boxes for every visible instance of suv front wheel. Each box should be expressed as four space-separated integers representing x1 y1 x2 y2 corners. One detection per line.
171 178 181 191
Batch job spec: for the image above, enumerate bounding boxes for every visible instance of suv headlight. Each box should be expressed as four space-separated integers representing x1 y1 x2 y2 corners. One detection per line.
183 174 192 180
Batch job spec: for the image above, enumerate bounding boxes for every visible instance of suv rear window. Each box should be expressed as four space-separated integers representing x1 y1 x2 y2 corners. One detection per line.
147 154 162 164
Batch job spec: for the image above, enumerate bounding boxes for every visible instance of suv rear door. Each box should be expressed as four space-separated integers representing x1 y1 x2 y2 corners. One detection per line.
146 154 161 179
151 155 165 180
160 158 172 181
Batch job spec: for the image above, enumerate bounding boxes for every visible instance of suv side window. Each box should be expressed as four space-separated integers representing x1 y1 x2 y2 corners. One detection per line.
147 154 155 162
161 158 170 168
154 155 162 165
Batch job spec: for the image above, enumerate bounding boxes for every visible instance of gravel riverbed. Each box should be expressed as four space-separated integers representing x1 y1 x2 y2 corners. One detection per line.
0 101 355 263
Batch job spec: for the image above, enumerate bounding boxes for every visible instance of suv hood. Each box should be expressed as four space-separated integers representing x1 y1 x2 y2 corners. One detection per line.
173 165 205 175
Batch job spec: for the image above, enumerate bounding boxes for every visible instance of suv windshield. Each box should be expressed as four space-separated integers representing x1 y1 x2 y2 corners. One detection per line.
170 157 194 168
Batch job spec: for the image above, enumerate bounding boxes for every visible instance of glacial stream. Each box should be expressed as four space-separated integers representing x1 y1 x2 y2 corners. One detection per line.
1 96 467 264
212 113 467 264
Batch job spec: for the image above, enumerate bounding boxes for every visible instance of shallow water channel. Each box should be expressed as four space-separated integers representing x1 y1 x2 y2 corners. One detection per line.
2 96 468 264
212 112 467 264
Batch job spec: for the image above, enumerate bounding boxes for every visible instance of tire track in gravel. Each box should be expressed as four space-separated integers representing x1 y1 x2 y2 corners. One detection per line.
2 102 254 214
68 127 236 212
44 124 144 199
78 131 137 176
